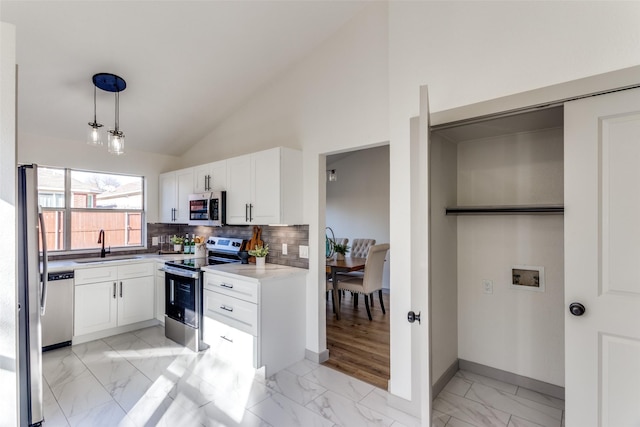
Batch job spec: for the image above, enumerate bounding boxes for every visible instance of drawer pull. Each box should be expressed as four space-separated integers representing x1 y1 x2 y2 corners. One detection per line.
221 335 233 343
220 305 234 312
220 283 234 289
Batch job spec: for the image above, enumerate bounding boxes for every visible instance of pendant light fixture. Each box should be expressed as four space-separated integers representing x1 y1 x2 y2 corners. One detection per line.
87 85 103 146
88 73 127 155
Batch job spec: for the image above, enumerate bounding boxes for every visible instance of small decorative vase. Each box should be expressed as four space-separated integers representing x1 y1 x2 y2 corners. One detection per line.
336 253 345 261
174 244 182 252
255 257 266 268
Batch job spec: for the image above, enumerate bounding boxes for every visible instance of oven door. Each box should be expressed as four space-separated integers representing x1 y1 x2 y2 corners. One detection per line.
165 270 201 328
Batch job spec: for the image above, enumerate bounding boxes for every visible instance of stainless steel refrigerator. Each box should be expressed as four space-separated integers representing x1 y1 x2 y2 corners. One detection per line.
17 164 48 427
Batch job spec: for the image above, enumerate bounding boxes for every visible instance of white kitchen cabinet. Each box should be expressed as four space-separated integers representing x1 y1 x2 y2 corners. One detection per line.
155 261 165 323
193 160 227 193
202 267 306 376
159 168 193 223
74 279 118 336
74 262 155 337
225 147 302 225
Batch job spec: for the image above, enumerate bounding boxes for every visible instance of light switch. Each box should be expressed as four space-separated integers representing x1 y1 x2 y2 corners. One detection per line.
282 243 288 255
152 236 158 246
299 245 309 259
483 280 493 294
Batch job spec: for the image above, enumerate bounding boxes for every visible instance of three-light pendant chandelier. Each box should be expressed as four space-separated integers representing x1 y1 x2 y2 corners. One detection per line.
87 73 127 155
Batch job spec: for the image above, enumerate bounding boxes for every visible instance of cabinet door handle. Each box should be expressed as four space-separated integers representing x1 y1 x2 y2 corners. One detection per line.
220 283 233 289
221 335 233 343
120 282 123 298
113 282 117 299
220 304 233 312
245 204 249 222
249 204 253 222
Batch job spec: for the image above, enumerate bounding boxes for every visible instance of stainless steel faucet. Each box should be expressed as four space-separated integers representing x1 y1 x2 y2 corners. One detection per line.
97 229 110 258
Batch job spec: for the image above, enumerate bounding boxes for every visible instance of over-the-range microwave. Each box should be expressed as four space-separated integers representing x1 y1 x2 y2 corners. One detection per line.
188 191 226 227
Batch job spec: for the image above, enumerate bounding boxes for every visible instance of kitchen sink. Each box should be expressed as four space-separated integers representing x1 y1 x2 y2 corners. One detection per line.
74 255 145 264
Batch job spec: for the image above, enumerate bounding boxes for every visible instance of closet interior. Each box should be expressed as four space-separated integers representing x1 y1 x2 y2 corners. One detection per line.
429 105 566 397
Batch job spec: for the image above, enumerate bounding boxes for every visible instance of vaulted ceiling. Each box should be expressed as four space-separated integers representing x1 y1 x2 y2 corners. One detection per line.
1 1 368 156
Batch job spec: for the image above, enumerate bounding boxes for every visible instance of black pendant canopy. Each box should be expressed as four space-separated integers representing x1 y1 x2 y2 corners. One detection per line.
92 73 126 92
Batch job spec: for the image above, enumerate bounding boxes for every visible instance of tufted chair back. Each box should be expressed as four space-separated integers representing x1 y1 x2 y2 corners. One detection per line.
350 238 376 258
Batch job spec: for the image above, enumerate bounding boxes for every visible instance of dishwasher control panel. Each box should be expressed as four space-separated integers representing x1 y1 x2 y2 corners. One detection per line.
48 271 74 281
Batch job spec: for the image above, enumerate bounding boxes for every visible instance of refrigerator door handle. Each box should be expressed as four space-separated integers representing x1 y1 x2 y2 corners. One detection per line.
38 206 48 316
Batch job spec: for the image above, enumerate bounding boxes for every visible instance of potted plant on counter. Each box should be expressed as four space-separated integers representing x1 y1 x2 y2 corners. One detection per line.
333 242 350 261
248 244 269 268
170 235 184 252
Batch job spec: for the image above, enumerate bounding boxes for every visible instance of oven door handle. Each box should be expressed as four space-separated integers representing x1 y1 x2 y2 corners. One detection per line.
169 278 175 304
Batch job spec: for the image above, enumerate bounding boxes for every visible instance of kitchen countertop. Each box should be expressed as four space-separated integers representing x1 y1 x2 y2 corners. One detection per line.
46 253 193 272
47 255 308 283
202 263 307 282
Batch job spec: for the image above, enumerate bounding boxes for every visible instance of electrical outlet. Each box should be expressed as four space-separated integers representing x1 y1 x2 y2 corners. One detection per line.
282 243 288 255
299 245 309 259
483 280 493 294
152 236 159 246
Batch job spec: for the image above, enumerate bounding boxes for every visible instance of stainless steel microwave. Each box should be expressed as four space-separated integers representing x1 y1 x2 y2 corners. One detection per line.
188 191 226 227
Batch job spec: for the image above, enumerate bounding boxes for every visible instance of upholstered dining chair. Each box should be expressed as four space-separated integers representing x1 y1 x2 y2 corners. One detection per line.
349 238 376 258
337 243 389 321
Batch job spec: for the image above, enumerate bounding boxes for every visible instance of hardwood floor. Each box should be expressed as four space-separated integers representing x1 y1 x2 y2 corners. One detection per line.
323 289 390 390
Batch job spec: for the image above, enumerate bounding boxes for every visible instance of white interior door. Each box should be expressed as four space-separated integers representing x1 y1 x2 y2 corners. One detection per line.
412 85 431 421
565 87 640 426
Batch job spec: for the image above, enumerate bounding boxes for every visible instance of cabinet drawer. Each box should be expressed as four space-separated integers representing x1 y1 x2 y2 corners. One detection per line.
202 316 257 368
203 289 257 336
203 273 257 303
75 266 118 285
118 262 154 280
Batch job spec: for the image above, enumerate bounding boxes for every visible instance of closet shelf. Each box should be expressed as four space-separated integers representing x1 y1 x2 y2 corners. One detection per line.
445 205 564 215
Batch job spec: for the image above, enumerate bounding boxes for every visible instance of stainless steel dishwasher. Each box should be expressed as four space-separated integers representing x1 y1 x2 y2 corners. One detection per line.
42 271 74 351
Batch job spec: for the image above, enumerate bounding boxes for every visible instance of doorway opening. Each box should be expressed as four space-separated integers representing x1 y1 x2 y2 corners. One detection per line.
323 145 390 389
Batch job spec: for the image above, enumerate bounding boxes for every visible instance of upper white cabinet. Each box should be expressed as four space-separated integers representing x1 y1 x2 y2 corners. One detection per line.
226 147 302 225
193 160 227 193
159 168 193 223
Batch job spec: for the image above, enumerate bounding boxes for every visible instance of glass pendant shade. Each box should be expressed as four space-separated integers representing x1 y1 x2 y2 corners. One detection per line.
87 123 103 146
107 130 125 155
328 169 337 182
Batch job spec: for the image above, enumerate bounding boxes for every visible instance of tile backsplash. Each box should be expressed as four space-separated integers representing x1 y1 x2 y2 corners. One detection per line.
148 223 309 269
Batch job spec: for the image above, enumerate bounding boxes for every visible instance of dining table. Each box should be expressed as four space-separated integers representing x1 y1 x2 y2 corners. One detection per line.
326 257 367 320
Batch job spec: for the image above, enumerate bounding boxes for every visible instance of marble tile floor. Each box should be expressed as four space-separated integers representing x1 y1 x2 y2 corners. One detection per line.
433 370 565 427
40 325 564 427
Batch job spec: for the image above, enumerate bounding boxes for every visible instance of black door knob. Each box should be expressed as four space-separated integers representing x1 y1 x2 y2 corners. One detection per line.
569 302 586 316
407 311 421 324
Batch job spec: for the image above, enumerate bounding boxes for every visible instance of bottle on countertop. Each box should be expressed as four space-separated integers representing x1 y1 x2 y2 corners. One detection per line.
184 233 190 254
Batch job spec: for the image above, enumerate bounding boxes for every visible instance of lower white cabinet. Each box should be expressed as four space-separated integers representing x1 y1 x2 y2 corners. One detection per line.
74 262 155 337
202 268 305 376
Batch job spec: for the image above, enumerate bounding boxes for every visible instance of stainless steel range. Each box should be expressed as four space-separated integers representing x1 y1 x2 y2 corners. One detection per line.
163 236 244 351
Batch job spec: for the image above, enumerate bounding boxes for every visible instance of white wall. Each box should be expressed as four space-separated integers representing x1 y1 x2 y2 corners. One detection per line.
456 128 565 386
0 21 18 427
429 133 458 386
17 133 180 223
326 145 390 288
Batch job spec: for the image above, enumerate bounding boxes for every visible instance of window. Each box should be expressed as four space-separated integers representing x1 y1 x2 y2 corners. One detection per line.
37 167 145 252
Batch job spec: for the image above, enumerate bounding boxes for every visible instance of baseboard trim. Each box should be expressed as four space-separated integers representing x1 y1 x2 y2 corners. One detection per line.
432 359 459 399
459 359 565 400
306 348 330 364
